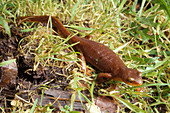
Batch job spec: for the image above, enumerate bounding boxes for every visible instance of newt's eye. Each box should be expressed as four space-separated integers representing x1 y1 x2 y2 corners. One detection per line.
127 77 135 83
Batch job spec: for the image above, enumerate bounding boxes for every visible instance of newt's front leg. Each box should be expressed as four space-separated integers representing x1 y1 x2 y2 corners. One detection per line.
97 73 112 82
97 73 121 90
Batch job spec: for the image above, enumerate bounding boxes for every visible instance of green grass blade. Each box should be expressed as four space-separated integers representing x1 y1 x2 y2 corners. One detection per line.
70 0 79 21
0 59 16 67
0 16 11 37
152 0 170 19
111 94 147 113
30 98 38 113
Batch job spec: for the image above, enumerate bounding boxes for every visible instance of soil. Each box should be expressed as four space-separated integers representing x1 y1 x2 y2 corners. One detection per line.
0 22 89 112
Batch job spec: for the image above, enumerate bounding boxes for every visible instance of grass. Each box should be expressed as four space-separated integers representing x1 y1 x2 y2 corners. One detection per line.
0 0 169 112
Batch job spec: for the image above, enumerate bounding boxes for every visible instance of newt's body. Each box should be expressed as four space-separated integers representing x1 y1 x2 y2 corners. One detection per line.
17 16 143 86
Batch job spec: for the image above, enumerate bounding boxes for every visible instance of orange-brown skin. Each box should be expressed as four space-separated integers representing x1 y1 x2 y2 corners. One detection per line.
17 16 143 86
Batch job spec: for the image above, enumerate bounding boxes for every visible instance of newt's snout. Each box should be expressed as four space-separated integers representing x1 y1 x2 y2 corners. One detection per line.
122 69 143 86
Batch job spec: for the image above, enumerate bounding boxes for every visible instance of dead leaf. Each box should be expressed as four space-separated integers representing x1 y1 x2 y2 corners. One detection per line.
0 58 18 87
95 96 117 113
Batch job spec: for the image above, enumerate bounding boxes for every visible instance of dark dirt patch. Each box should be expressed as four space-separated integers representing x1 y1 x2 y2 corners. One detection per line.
0 22 89 112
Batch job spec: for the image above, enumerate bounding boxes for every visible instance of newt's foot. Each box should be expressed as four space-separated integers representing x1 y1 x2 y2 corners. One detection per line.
107 84 119 91
97 73 112 82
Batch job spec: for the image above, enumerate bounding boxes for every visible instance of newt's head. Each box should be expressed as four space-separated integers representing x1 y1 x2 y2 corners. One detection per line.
122 68 143 86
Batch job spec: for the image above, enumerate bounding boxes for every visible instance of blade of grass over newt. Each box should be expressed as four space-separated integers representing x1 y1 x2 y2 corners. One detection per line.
65 25 96 31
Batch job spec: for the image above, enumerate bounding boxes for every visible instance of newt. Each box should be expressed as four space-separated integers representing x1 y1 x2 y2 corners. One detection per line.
17 16 143 86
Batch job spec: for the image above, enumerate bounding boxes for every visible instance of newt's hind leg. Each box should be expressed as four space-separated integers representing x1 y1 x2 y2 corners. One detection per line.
79 51 86 71
78 51 92 76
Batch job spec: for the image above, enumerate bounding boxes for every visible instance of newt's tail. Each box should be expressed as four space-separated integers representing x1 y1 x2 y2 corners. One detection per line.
17 16 71 38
